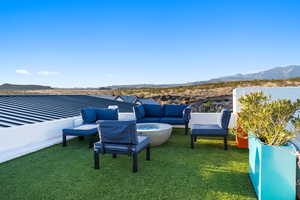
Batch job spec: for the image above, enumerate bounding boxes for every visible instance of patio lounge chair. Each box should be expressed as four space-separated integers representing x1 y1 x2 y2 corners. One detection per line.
62 107 118 147
94 120 151 172
190 109 232 150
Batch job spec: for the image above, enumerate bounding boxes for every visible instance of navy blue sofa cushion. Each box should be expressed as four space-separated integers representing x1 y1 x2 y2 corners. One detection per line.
164 104 187 118
95 108 118 120
63 124 98 136
160 117 185 125
143 104 164 117
81 108 97 123
94 136 149 154
191 124 227 135
98 120 138 144
134 104 191 126
134 105 145 120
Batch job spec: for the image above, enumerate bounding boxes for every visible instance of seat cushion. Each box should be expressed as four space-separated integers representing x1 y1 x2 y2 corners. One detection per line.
191 124 227 136
94 136 150 153
137 117 161 123
143 104 164 117
134 105 145 120
63 124 98 136
81 108 97 123
160 117 185 125
163 104 187 118
95 108 118 120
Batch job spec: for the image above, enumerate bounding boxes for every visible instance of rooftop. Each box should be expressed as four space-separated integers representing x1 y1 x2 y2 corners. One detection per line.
0 129 256 200
0 95 133 128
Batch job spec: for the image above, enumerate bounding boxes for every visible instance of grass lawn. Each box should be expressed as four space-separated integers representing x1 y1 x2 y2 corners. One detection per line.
0 128 256 200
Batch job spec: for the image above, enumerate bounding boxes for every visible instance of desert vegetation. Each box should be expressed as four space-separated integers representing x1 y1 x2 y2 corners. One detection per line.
114 78 300 107
1 78 300 111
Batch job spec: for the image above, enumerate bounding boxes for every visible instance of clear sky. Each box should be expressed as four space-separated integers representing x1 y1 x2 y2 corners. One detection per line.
1 0 300 88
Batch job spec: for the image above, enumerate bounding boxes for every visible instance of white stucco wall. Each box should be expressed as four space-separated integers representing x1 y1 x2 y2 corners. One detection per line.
0 117 79 163
233 87 300 113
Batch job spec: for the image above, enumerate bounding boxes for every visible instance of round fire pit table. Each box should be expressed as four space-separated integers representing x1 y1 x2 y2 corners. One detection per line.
136 123 173 146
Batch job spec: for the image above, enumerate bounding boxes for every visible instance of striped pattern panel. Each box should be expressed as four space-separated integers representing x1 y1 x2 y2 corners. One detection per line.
0 95 133 128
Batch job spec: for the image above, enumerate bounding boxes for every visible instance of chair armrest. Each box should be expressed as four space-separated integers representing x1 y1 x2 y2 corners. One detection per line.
183 106 192 122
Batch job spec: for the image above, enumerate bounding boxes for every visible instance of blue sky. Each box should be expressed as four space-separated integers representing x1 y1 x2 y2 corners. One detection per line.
1 0 300 88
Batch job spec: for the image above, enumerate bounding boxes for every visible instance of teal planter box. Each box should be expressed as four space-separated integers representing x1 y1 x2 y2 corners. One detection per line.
248 133 296 200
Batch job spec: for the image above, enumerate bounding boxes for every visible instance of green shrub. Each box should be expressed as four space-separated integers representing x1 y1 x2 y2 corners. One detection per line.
237 91 300 145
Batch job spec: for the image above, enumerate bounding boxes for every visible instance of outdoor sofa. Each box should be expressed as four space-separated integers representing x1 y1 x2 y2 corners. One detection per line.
134 104 191 135
62 107 118 147
190 109 232 150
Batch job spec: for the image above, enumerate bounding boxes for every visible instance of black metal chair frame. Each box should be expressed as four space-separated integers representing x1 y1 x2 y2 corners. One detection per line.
190 133 228 150
185 122 189 135
62 132 98 148
94 143 150 173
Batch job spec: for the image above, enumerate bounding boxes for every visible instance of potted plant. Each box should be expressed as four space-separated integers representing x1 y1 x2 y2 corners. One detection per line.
237 91 300 200
235 113 249 148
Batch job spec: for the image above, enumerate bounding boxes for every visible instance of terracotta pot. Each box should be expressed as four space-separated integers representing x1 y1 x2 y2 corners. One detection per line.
236 125 248 148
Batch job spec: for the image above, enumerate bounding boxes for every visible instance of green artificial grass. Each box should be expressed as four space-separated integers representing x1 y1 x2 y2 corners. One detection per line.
0 129 256 200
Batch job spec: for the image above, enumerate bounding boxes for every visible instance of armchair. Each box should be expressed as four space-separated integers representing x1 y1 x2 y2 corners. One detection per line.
94 120 151 172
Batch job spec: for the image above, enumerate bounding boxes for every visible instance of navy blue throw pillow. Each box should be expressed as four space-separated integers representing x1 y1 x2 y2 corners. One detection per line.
95 108 118 120
81 108 97 123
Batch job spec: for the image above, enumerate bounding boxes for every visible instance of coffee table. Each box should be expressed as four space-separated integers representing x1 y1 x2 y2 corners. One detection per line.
136 123 173 146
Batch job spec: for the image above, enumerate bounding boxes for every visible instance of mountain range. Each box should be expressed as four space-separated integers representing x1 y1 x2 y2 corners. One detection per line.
0 83 52 90
1 65 300 90
105 65 300 89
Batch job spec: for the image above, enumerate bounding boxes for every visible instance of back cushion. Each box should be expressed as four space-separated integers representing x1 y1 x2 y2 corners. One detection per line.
220 109 231 129
95 108 118 120
164 104 187 118
134 105 145 120
99 120 138 144
81 108 97 123
143 104 164 117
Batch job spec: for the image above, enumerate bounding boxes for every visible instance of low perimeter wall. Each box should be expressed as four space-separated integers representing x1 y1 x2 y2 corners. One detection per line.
0 117 79 163
0 112 233 163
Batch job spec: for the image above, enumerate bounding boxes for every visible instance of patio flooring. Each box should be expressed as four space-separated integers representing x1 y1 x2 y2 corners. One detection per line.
0 128 256 200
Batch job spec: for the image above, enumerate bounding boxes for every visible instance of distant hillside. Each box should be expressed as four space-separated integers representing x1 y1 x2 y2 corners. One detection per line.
104 83 181 90
200 65 300 83
0 83 52 90
1 78 300 107
103 65 300 89
116 77 300 105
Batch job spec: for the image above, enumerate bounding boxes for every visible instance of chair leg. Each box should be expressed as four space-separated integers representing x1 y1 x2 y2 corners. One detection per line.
224 136 228 150
112 154 117 158
132 153 138 173
94 151 100 169
194 136 197 142
185 123 189 135
146 146 150 161
190 135 194 149
62 135 67 147
89 136 94 148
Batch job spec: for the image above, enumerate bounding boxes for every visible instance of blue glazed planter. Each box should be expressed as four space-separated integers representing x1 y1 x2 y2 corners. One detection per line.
248 133 296 200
